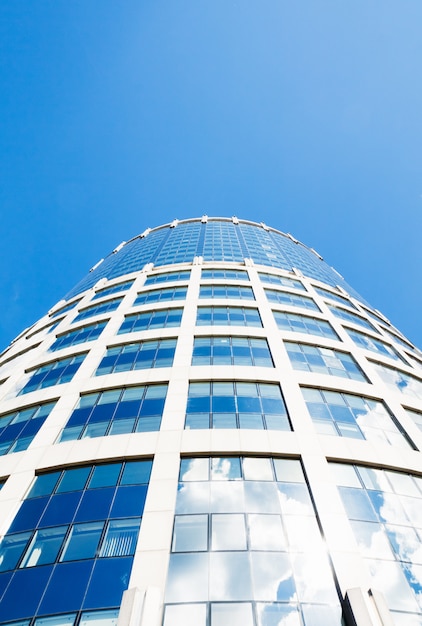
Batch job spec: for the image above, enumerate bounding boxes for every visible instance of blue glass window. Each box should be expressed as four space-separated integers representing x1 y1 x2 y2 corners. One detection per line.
192 337 273 367
273 311 338 339
50 323 107 352
196 306 261 327
347 328 405 363
50 300 82 319
201 269 248 281
164 457 341 624
58 385 167 442
265 289 319 311
74 299 123 323
285 342 367 381
258 273 305 290
329 305 377 332
144 271 190 285
314 286 356 308
302 388 412 447
0 402 56 456
118 308 183 334
373 363 422 401
381 326 418 353
95 339 176 375
92 281 133 301
19 355 86 395
331 462 422 622
199 285 254 300
185 382 290 431
134 287 187 305
0 461 151 622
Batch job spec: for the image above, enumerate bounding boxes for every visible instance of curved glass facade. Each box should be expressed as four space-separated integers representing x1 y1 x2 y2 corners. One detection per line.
0 217 421 626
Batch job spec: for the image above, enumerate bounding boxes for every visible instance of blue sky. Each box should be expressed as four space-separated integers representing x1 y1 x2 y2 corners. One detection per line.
0 1 421 351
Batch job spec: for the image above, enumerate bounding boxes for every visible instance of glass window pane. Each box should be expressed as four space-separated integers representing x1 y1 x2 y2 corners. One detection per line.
248 514 286 550
172 515 208 552
163 604 207 626
27 472 61 498
210 482 245 514
79 610 119 626
277 484 313 515
209 552 252 600
83 557 133 609
273 459 305 483
245 482 280 514
110 486 147 517
256 603 301 626
165 553 209 602
60 522 104 562
211 514 247 550
74 487 115 523
34 615 76 626
180 458 209 481
120 460 152 485
243 458 273 481
57 467 91 493
211 602 254 626
20 526 68 567
339 487 378 521
350 520 394 559
211 458 242 480
251 552 295 601
301 604 342 626
88 464 122 489
292 552 339 603
99 519 140 557
0 532 32 572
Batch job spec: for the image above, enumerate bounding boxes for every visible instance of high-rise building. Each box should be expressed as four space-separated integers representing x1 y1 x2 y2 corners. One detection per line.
0 217 421 626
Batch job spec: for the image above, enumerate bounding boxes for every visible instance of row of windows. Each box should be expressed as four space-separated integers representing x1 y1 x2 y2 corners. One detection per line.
192 337 273 367
163 602 340 626
9 373 420 450
49 278 408 354
185 382 290 431
117 308 184 333
0 402 56 457
74 299 123 323
59 385 167 442
144 271 190 285
302 388 411 448
50 307 414 382
66 270 361 312
91 281 133 301
285 342 367 381
346 327 404 362
19 355 86 395
95 339 177 375
196 306 262 327
50 323 107 352
25 337 375 395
